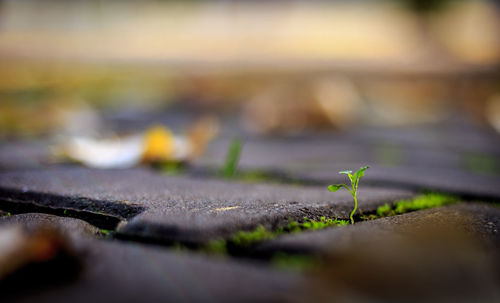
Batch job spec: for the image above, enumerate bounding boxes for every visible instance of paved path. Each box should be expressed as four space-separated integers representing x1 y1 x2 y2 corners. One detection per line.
0 167 413 244
1 119 499 302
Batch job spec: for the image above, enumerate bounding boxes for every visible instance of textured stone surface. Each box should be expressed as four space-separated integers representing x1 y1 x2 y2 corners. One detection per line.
8 238 302 303
193 120 500 199
0 141 50 171
198 134 500 199
256 203 500 256
299 203 500 303
200 121 500 168
1 121 499 199
0 167 414 243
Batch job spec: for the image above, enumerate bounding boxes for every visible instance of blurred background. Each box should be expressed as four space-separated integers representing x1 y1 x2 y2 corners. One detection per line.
0 0 499 153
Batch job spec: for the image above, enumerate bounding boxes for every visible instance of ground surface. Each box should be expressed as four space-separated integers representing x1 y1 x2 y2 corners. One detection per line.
1 118 499 302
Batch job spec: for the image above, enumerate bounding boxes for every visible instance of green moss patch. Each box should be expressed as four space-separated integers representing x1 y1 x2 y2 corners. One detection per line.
373 193 459 218
271 252 320 271
205 216 349 255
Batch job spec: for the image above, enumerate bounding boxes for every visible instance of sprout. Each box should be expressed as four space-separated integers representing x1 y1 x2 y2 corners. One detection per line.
328 166 369 224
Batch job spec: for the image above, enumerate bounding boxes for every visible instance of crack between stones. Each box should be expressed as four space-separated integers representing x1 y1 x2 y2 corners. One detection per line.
0 187 145 230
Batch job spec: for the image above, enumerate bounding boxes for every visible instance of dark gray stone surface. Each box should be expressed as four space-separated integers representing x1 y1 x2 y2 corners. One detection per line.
0 141 50 171
0 213 101 239
0 167 414 243
199 135 500 199
256 202 500 256
299 203 500 303
1 121 499 199
8 238 303 303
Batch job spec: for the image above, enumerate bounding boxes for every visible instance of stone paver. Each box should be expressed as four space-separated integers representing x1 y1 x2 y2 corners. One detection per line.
6 237 302 303
1 120 499 199
295 203 500 303
0 167 414 244
0 141 50 171
256 203 500 256
198 135 500 199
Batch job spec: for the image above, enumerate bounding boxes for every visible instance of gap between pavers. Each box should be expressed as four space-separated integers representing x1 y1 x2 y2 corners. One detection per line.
255 203 500 257
0 167 415 244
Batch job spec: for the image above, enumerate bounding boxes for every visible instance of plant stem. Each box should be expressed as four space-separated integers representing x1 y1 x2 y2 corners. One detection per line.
350 194 358 224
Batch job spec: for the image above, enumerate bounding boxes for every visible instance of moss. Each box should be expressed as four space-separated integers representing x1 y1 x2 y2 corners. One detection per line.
100 229 115 237
271 253 320 271
231 225 275 247
375 193 459 218
376 203 396 217
300 216 349 230
203 239 228 254
159 162 187 175
394 193 458 213
205 216 348 253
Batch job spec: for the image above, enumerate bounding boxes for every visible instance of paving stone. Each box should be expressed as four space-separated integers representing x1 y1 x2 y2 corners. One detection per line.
1 121 498 199
256 203 500 256
0 167 414 243
199 136 500 199
6 237 303 303
197 121 500 199
296 203 500 303
0 141 50 171
200 120 500 167
0 213 102 239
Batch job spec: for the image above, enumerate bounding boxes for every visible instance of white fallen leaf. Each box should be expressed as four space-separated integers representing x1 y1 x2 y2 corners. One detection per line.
63 136 143 169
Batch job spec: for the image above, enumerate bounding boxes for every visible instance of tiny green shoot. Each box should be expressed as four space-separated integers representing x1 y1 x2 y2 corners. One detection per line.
100 229 114 236
328 166 369 224
221 138 243 178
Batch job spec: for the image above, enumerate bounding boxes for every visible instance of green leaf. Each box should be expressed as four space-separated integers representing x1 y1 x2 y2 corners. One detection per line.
339 170 355 185
328 184 345 192
221 138 243 178
353 166 369 181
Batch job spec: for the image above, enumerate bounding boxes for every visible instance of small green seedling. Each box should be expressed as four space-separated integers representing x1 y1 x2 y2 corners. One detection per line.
328 166 369 224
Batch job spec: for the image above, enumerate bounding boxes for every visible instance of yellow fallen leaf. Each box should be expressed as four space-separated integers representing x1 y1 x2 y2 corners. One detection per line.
142 125 176 162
